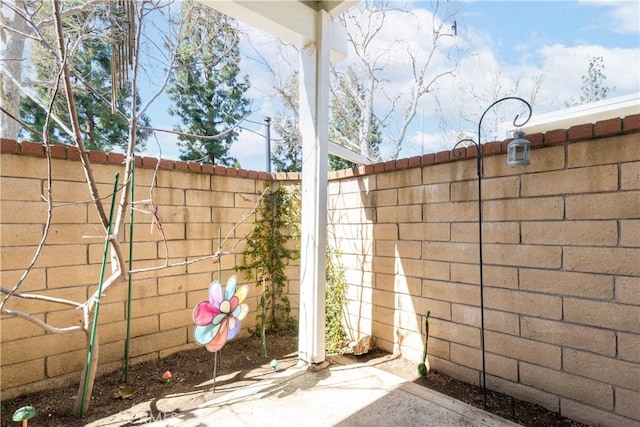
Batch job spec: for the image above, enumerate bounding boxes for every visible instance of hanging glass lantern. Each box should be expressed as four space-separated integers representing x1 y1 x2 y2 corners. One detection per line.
507 130 530 167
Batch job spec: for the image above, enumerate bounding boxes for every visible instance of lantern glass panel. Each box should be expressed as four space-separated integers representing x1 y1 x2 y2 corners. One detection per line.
507 138 530 167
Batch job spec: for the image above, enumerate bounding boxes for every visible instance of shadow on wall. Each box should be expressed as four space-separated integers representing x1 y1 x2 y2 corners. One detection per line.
327 176 374 345
329 168 434 365
332 158 489 386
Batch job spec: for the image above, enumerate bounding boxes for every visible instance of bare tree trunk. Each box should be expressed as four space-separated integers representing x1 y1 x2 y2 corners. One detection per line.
73 331 99 417
0 1 28 140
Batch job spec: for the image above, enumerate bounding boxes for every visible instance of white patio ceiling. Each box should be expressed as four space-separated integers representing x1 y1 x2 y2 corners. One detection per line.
198 1 354 58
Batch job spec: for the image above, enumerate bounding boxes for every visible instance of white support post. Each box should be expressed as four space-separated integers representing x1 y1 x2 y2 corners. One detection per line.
297 9 331 365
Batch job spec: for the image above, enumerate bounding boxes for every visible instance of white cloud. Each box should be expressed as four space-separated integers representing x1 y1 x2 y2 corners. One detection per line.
336 3 465 140
416 10 639 140
234 27 292 171
609 2 640 33
238 22 298 101
537 44 640 105
230 128 268 171
580 0 640 33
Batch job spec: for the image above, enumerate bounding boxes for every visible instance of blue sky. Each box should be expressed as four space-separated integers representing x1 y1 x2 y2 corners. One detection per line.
462 1 638 52
143 1 640 170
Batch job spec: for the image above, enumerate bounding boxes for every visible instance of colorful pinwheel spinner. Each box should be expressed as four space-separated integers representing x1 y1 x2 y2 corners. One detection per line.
193 275 249 352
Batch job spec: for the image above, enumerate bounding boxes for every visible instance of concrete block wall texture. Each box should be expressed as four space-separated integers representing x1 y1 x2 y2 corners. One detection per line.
328 115 640 427
1 112 639 426
0 140 301 400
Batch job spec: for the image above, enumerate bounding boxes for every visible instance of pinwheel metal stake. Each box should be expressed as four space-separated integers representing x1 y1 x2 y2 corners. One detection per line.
193 275 249 391
213 352 218 392
451 97 532 409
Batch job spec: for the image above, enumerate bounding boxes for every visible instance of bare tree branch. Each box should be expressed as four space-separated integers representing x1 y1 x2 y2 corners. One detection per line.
335 0 460 160
0 57 62 310
129 185 269 275
1 309 84 334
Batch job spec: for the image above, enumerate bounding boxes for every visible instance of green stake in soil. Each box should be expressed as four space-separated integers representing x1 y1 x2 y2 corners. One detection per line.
80 173 119 418
124 162 136 383
417 311 430 376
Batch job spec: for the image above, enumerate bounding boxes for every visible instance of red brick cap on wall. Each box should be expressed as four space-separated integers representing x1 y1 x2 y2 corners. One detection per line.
2 112 639 180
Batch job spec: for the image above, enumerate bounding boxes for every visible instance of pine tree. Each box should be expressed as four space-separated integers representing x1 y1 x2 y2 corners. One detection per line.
167 2 250 166
19 4 150 151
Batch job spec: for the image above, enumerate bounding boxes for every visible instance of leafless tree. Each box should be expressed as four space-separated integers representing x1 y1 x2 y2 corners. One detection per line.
437 55 545 145
241 1 462 164
0 0 257 416
333 0 461 161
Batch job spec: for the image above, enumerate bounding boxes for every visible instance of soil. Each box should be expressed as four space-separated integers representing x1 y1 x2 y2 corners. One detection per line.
1 334 589 427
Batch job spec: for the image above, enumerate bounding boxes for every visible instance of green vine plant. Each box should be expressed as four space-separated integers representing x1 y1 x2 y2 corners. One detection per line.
325 245 349 354
237 184 300 356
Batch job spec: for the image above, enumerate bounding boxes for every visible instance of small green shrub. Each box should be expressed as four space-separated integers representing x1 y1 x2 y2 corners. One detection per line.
236 184 300 354
325 246 348 353
237 184 349 356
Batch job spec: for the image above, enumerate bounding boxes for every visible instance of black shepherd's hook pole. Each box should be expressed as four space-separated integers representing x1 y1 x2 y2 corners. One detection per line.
452 97 532 409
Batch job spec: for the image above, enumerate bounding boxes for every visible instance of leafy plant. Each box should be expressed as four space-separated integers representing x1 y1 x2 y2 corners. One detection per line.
237 184 300 353
325 246 348 353
238 185 349 355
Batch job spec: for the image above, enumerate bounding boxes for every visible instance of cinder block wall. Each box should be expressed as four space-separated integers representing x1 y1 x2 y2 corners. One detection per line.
0 140 301 399
328 115 640 427
1 114 639 426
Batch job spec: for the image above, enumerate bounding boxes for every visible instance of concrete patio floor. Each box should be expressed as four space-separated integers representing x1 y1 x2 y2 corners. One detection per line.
89 355 519 427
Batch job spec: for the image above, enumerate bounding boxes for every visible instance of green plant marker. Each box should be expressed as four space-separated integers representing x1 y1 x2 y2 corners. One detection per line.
417 311 431 376
12 406 36 426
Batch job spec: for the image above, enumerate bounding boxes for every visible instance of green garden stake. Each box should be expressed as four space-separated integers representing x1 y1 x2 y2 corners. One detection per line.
12 406 36 427
417 311 430 376
80 173 119 417
125 163 136 383
217 228 222 282
260 279 267 357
